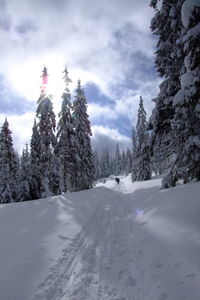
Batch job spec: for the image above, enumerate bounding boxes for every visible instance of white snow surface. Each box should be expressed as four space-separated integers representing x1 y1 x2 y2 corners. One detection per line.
1 175 200 300
181 0 200 27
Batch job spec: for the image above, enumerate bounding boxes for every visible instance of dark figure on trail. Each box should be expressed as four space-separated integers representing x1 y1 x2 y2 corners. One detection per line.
115 177 120 184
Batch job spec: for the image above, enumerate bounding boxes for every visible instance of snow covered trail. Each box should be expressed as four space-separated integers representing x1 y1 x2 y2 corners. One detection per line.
1 176 200 300
35 191 140 300
34 178 200 300
35 191 142 300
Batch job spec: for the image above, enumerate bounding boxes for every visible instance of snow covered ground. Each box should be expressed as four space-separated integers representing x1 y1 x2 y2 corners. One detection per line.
0 175 200 300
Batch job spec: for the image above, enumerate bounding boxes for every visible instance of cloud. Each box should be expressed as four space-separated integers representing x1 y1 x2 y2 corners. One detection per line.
0 113 132 158
0 112 35 154
87 79 160 130
0 74 36 114
91 125 131 156
16 19 37 35
88 103 117 122
0 0 160 153
0 0 156 100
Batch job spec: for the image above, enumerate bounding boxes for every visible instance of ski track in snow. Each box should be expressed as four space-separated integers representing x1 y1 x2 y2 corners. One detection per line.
33 181 200 300
35 194 142 300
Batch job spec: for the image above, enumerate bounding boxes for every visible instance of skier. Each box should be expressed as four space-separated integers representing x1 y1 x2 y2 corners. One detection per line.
115 177 120 184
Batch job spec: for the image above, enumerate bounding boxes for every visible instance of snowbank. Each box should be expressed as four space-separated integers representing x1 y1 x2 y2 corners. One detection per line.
0 175 200 299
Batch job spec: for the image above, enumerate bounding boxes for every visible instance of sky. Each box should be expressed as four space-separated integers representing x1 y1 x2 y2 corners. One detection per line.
0 0 160 155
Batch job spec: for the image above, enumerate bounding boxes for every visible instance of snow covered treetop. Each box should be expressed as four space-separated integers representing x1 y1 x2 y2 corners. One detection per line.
182 0 200 27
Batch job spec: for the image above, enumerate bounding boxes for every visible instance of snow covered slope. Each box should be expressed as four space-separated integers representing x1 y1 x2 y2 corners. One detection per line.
0 176 200 300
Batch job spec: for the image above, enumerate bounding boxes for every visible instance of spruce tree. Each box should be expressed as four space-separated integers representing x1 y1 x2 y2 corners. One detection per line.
135 97 151 181
30 119 42 199
125 148 132 175
131 126 137 181
18 144 32 201
114 144 121 175
72 80 94 190
121 150 126 174
36 67 57 197
149 0 184 176
110 156 115 175
57 66 78 192
100 148 111 178
163 0 200 187
93 150 100 180
0 119 18 203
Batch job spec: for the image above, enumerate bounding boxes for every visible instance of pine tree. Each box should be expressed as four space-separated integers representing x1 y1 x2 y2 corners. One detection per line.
72 80 94 190
30 119 42 199
36 67 57 197
163 0 200 187
93 150 100 180
110 156 115 175
56 66 78 192
125 148 132 175
121 150 126 173
0 119 18 203
114 144 121 175
135 97 151 181
18 144 32 201
149 0 184 176
131 126 137 181
100 149 111 178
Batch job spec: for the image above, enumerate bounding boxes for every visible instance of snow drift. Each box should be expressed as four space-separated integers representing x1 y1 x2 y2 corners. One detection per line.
0 175 200 300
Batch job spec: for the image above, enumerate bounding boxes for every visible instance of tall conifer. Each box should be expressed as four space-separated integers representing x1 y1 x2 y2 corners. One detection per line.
72 80 94 190
36 67 57 197
57 66 78 192
0 119 18 203
135 97 151 181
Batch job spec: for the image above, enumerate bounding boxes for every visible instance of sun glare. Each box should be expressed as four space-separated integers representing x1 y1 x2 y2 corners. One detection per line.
7 54 100 116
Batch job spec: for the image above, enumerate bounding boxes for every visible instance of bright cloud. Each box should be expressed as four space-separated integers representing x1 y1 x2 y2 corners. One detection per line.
0 0 159 153
0 112 34 154
91 126 131 156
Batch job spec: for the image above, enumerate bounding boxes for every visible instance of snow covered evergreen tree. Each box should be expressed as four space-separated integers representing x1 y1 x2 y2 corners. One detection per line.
93 150 100 180
149 0 184 176
114 144 121 175
163 0 200 187
18 144 32 201
131 126 137 181
72 80 94 190
110 156 115 175
121 150 126 174
100 149 111 178
30 119 42 199
36 67 57 197
135 97 151 181
0 119 18 203
125 148 132 175
56 66 78 192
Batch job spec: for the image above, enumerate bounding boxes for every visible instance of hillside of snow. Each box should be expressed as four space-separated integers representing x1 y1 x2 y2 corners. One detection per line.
0 175 200 300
